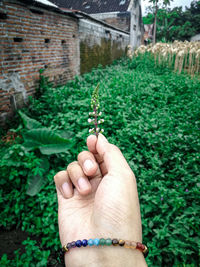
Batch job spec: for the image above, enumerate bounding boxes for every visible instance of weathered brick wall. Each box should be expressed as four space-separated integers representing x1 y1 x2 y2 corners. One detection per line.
0 0 79 123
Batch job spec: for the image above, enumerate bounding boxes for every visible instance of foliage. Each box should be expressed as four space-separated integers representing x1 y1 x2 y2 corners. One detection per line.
19 109 72 156
0 111 73 197
146 0 172 43
0 55 200 266
143 1 200 42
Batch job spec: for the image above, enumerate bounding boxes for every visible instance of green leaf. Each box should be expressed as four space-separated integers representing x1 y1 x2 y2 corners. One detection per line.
23 128 70 145
39 144 71 155
19 111 43 130
26 158 49 196
22 128 72 154
26 174 46 196
58 130 74 139
40 157 50 171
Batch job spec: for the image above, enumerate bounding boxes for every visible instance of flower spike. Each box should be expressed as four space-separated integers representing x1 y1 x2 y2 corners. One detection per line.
88 83 104 137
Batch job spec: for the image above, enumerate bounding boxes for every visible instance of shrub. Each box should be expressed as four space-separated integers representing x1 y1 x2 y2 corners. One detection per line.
0 55 199 266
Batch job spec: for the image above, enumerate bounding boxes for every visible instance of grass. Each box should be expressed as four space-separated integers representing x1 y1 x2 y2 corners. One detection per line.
0 55 200 266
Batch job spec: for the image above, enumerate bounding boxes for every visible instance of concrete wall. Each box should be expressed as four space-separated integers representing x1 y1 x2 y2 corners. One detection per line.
90 11 131 32
79 18 129 74
130 0 143 49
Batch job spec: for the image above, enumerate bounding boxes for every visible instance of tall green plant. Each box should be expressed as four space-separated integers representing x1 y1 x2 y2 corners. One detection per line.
88 84 104 136
18 111 73 195
148 0 172 44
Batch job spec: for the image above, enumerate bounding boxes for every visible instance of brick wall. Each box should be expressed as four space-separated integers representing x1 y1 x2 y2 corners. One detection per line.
0 0 79 123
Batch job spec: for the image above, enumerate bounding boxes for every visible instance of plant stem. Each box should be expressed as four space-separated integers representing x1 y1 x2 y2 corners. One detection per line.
94 104 98 137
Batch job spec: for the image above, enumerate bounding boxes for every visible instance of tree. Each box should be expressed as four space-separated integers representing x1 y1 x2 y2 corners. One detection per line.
143 1 200 42
148 0 172 44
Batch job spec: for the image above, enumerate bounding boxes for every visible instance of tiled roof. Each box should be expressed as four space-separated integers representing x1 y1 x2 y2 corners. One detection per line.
49 0 131 14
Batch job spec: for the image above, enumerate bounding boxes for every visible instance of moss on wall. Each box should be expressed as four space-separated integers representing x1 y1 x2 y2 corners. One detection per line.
80 37 125 74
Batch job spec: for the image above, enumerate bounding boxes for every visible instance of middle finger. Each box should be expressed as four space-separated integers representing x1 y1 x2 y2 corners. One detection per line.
67 161 92 195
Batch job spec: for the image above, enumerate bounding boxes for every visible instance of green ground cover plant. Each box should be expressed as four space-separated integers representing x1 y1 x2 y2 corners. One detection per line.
0 55 200 266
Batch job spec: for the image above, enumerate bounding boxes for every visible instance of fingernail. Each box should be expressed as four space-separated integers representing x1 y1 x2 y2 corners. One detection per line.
62 182 72 198
84 159 94 172
99 133 108 143
78 177 90 192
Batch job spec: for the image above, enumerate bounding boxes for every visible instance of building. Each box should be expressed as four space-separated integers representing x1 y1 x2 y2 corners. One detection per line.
190 33 200 42
143 24 153 45
50 0 133 32
49 0 143 48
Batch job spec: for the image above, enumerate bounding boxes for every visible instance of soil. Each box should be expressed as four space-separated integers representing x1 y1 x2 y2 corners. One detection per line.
0 229 29 258
0 229 64 266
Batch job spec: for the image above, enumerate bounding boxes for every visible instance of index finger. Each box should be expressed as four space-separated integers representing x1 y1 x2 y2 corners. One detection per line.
88 134 133 177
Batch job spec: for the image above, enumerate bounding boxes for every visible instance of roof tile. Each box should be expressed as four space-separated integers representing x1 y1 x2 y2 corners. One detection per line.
49 0 131 14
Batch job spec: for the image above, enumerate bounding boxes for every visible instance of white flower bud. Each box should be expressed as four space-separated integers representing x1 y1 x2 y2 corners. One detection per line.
89 128 94 133
100 129 104 133
88 118 93 123
98 119 104 124
96 128 100 132
99 112 102 116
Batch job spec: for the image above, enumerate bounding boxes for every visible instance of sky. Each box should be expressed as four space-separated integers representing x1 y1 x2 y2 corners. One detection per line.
141 0 193 15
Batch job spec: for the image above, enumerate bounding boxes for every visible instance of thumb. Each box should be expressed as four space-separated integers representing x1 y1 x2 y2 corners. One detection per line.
96 134 133 176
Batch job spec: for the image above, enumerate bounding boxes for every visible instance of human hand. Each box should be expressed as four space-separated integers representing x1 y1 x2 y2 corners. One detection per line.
54 134 147 267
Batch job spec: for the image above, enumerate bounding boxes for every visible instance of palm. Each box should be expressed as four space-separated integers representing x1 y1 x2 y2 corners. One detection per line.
58 171 137 246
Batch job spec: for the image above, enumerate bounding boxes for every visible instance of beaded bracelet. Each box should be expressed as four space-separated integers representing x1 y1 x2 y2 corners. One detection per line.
61 238 149 258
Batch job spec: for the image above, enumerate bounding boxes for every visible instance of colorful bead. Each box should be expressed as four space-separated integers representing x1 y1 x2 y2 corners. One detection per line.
75 240 82 247
61 238 148 258
88 239 94 246
136 242 145 251
105 238 112 246
67 243 72 250
130 241 136 248
124 240 131 248
99 238 106 245
112 239 119 246
94 238 100 246
82 239 88 247
71 241 76 248
119 239 125 246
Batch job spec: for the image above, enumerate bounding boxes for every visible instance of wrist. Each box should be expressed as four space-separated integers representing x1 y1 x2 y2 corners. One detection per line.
64 245 147 267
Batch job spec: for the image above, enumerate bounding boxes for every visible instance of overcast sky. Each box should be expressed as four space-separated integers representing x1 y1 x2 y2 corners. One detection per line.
141 0 193 15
